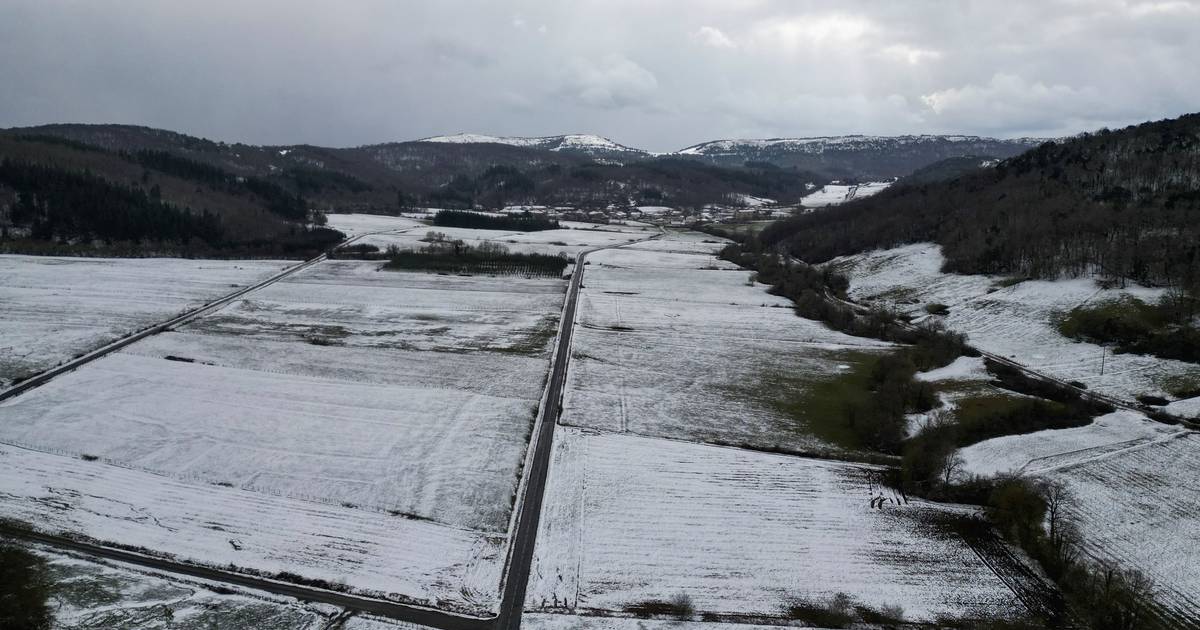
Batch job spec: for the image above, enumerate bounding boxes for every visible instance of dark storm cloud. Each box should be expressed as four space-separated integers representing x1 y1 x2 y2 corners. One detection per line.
1 0 1197 151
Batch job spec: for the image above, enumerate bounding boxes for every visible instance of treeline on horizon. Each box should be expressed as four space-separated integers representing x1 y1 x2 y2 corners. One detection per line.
758 113 1200 293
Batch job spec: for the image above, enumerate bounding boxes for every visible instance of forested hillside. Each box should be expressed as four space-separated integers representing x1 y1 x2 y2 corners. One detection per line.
0 135 342 257
677 135 1042 180
2 124 830 212
760 113 1200 292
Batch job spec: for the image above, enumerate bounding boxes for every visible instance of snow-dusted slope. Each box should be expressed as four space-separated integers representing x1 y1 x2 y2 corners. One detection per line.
678 135 1045 156
676 135 1046 179
801 181 892 208
418 133 647 158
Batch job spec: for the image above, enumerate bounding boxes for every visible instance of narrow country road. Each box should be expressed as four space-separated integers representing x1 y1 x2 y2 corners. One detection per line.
493 245 594 630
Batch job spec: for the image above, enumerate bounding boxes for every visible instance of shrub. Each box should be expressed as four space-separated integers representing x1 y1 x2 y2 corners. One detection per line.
0 544 52 630
925 302 951 315
1057 295 1200 364
1136 394 1169 406
783 593 855 628
783 593 904 628
624 594 694 620
988 477 1048 547
331 243 381 258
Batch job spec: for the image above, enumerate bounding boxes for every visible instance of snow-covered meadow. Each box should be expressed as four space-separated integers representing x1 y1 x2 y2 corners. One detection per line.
564 239 891 455
356 223 650 258
829 243 1200 412
954 403 1200 623
0 255 289 388
0 257 568 613
37 546 340 629
0 445 503 613
1039 433 1200 624
523 614 793 630
960 423 1200 624
835 244 1200 622
324 212 428 237
800 181 891 208
528 231 1033 624
526 428 1026 622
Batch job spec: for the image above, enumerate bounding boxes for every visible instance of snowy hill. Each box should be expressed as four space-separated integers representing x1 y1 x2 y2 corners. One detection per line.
419 133 649 160
676 134 1046 180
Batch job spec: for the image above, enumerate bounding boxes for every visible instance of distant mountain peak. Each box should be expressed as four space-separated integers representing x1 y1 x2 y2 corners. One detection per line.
417 133 647 157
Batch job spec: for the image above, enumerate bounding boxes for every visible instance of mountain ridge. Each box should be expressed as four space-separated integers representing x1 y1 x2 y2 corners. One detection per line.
417 133 647 159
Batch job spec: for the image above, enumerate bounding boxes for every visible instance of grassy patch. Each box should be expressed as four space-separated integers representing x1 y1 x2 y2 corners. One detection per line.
1056 295 1200 363
784 352 881 451
1 543 52 630
490 315 560 356
950 394 1089 445
1157 370 1200 399
741 350 881 452
954 393 1047 425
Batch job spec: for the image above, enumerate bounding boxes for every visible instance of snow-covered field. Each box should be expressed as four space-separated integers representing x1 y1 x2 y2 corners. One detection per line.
620 233 725 256
185 260 565 355
565 241 890 455
0 255 289 388
955 398 1200 619
0 352 536 530
0 445 503 613
527 231 1034 625
0 259 567 614
324 212 428 236
1043 432 1200 624
856 238 1200 623
526 428 1026 622
961 427 1200 624
356 224 650 257
958 410 1185 478
957 405 1200 621
830 243 1200 412
800 181 891 208
36 546 339 629
523 614 791 630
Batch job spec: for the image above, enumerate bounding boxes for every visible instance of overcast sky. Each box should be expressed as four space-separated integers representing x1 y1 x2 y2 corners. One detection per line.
1 0 1197 152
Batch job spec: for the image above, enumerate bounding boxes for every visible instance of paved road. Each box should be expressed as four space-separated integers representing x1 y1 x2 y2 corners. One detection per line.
493 246 594 630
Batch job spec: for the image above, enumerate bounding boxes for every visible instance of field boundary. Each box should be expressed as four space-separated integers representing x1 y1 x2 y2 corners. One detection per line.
0 230 426 404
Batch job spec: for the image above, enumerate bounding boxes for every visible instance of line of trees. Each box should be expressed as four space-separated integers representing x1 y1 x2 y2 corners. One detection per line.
432 209 560 232
380 240 568 277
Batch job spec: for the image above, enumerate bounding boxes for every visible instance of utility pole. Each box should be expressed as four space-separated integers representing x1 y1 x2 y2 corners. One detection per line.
1100 346 1106 376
